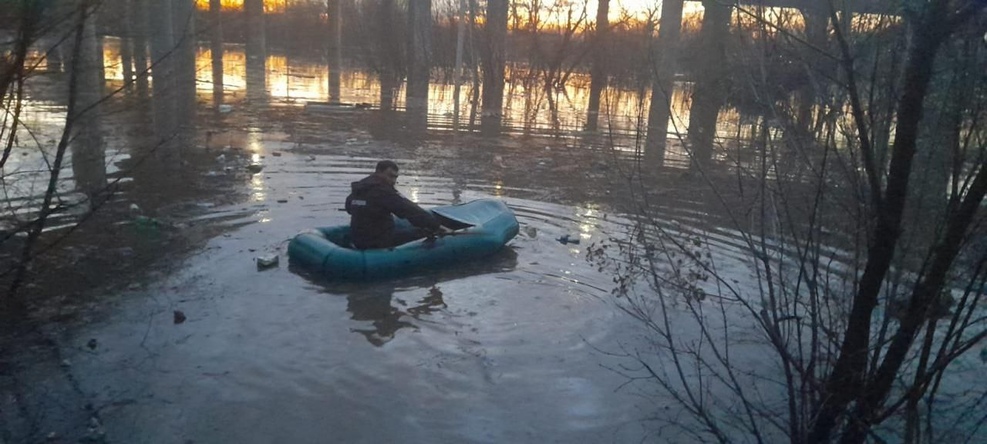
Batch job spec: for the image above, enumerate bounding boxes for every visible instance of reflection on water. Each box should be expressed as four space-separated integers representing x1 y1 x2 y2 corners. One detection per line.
347 288 417 347
346 285 448 347
98 38 735 153
291 246 520 347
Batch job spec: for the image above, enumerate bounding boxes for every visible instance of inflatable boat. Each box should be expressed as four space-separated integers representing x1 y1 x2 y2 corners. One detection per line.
287 199 519 280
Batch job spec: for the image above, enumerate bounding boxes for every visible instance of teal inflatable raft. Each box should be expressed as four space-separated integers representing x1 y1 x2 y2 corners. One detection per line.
287 199 519 280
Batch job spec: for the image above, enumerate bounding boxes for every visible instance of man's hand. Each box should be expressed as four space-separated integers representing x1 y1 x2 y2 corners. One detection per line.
438 226 453 234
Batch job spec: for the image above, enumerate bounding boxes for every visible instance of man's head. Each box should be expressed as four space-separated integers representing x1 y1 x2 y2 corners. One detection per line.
375 160 399 186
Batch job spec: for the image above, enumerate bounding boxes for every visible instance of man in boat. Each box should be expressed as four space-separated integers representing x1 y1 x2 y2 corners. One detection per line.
345 160 446 249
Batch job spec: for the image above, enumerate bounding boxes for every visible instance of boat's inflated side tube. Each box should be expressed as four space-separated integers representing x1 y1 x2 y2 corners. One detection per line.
288 199 519 280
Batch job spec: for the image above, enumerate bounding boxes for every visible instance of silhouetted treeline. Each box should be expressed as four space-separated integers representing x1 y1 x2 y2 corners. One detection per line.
86 0 707 88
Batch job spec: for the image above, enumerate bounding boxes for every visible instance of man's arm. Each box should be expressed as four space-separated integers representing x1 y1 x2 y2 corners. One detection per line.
380 192 442 231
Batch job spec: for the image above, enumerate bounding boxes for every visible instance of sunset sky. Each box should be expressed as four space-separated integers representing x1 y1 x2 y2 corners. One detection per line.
194 0 708 20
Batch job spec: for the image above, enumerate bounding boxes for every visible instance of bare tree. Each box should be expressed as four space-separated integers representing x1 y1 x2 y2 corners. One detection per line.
509 0 588 135
3 0 102 302
592 1 987 442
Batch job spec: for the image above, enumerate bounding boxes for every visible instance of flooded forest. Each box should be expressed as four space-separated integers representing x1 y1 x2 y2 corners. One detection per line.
2 0 986 443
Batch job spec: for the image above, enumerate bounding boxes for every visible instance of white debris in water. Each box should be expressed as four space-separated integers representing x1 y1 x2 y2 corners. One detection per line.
256 254 279 269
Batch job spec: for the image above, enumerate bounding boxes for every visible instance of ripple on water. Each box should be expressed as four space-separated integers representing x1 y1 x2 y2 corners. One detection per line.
62 148 663 443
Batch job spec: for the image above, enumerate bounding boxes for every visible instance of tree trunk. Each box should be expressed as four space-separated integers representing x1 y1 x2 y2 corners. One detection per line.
120 0 134 90
172 0 197 140
452 0 466 131
644 0 683 167
244 0 266 102
131 0 149 97
467 0 480 129
210 0 224 108
406 0 431 132
148 0 176 158
378 0 399 111
481 0 508 135
797 5 827 136
900 57 967 272
585 0 610 132
327 0 342 103
686 0 731 170
71 1 106 203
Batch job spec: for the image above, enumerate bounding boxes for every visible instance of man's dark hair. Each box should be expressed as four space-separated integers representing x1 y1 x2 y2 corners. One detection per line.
375 160 399 173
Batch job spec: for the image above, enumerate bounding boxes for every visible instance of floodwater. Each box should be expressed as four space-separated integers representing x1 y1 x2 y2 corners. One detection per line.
54 121 656 442
9 38 985 444
0 34 794 442
6 42 792 443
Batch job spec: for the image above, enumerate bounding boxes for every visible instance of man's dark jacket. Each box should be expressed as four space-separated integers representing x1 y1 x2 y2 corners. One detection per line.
345 174 441 249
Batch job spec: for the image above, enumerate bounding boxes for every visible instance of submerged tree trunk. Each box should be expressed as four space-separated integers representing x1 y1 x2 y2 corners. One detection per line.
467 0 480 129
131 0 149 97
452 0 466 131
481 0 508 135
405 0 431 131
71 2 106 203
148 0 176 159
797 4 827 136
172 0 197 144
644 0 683 167
585 0 610 132
210 0 224 108
244 0 266 102
119 0 134 90
378 0 400 111
686 0 731 170
327 0 342 103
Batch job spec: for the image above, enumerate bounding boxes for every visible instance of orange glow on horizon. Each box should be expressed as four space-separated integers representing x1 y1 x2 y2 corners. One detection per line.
194 0 289 13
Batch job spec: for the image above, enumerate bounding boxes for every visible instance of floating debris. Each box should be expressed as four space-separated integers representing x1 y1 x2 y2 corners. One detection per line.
523 226 537 238
173 310 186 325
557 234 580 245
246 163 264 174
256 254 279 270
